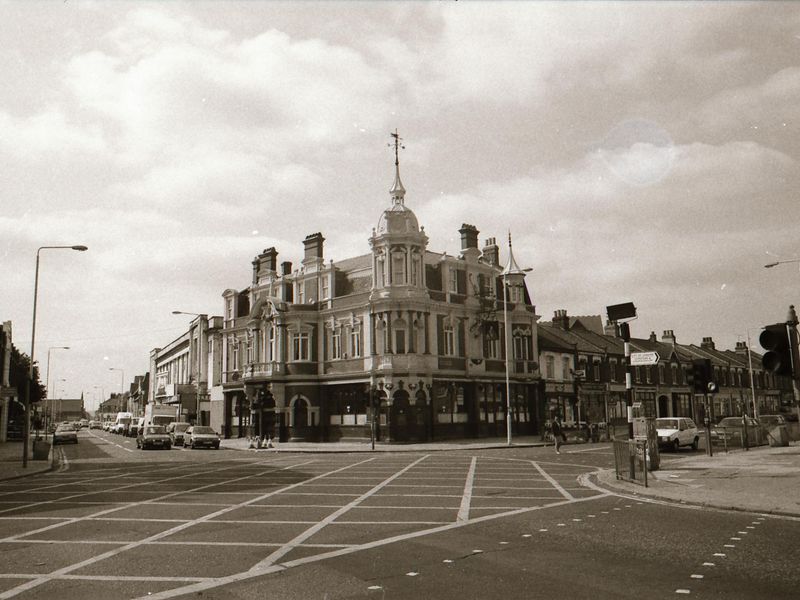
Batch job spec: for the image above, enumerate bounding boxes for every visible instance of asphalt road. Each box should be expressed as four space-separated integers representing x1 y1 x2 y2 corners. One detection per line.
0 429 796 599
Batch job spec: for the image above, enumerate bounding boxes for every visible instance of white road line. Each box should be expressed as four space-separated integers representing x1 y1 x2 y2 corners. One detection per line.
0 457 375 599
1 458 314 540
457 456 477 523
248 455 430 572
137 492 607 600
530 460 574 500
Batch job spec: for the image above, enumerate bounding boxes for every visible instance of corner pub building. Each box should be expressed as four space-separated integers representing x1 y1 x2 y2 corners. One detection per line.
220 150 543 443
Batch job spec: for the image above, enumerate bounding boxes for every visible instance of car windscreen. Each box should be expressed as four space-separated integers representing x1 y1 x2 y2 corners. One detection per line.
656 419 679 429
192 426 215 434
145 427 165 434
56 426 75 431
174 424 190 432
718 418 741 426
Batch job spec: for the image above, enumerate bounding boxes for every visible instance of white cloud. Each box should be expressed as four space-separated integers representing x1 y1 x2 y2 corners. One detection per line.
0 108 106 159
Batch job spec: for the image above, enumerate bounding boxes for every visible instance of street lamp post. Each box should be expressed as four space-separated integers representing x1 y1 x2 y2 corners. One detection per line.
501 233 532 446
55 378 66 423
44 346 69 433
24 244 87 468
172 311 206 425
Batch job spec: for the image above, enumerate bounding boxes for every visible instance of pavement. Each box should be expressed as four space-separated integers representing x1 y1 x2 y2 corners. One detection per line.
3 432 798 518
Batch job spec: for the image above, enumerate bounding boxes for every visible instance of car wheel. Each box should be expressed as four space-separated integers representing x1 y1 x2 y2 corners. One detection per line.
673 439 680 453
691 437 699 451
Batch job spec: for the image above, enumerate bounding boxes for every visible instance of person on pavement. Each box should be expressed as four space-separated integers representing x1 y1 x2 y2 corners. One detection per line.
552 415 564 454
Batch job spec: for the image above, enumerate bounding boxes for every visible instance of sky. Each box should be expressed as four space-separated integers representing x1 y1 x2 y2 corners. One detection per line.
2 1 800 413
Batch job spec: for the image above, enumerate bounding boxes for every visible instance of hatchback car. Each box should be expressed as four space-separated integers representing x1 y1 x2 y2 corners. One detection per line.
711 416 763 447
166 422 191 446
759 414 787 428
88 420 102 429
53 424 78 445
184 426 220 449
655 417 700 451
137 425 172 450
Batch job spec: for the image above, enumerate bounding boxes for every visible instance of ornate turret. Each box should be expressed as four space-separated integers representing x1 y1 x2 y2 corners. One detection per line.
370 130 428 298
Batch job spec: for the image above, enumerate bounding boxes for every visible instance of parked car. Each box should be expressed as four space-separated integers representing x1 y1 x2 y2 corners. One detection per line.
711 416 763 448
53 424 78 445
166 422 191 446
136 425 172 450
759 414 787 428
184 426 220 449
655 417 700 451
88 420 102 429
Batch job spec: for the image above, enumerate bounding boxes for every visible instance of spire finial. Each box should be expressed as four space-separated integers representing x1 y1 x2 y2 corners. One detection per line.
388 129 406 205
389 129 404 167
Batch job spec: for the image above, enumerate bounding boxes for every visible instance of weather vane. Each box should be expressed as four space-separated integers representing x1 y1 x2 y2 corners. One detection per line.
389 129 405 166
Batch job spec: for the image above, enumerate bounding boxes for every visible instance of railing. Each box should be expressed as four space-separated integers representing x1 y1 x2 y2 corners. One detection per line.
613 440 648 487
242 362 281 379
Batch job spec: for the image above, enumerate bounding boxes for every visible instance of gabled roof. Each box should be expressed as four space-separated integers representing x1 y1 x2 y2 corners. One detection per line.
539 323 607 355
568 315 605 335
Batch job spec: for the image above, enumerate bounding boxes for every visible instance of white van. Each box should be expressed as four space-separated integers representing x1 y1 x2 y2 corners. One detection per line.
112 412 133 435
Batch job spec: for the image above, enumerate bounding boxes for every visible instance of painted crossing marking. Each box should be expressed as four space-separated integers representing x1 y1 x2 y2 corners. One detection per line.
0 457 374 599
530 460 574 500
248 455 430 572
457 457 477 523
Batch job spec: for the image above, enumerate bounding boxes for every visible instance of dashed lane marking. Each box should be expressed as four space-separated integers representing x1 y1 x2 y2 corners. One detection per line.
136 493 608 600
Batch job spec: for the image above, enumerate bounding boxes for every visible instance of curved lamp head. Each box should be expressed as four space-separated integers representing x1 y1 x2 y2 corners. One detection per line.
71 245 89 251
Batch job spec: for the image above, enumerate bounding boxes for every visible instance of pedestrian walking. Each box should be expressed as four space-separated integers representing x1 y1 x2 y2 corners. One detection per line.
551 415 564 454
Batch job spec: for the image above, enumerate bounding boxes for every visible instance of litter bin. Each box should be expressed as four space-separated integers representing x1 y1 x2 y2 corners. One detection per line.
767 425 789 447
32 440 51 461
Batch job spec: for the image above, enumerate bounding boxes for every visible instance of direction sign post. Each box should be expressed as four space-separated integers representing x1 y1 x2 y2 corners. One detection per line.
630 351 660 366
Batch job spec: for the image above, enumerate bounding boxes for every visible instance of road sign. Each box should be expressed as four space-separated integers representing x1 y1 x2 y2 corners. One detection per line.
630 351 660 366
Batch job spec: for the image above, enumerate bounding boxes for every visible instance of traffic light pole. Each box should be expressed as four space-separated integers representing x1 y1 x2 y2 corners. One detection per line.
620 322 634 440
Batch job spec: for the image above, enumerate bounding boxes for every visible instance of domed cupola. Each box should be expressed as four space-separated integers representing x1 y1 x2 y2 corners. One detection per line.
369 130 428 298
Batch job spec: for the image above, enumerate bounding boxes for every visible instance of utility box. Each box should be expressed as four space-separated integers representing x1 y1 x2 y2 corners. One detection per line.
633 417 660 471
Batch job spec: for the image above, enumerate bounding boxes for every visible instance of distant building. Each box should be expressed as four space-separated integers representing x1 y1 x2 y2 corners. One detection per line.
40 396 85 425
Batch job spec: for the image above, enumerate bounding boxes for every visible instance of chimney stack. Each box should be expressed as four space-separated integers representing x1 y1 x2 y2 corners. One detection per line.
649 331 657 342
553 309 570 330
661 330 676 345
701 336 716 350
302 232 325 265
482 237 499 267
603 319 619 337
252 247 278 284
735 341 749 355
459 224 479 250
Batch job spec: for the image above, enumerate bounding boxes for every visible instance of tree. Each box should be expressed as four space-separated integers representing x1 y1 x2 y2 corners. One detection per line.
9 345 45 404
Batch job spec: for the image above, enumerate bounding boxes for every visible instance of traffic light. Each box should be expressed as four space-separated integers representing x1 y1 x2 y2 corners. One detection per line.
690 358 711 394
760 323 795 376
